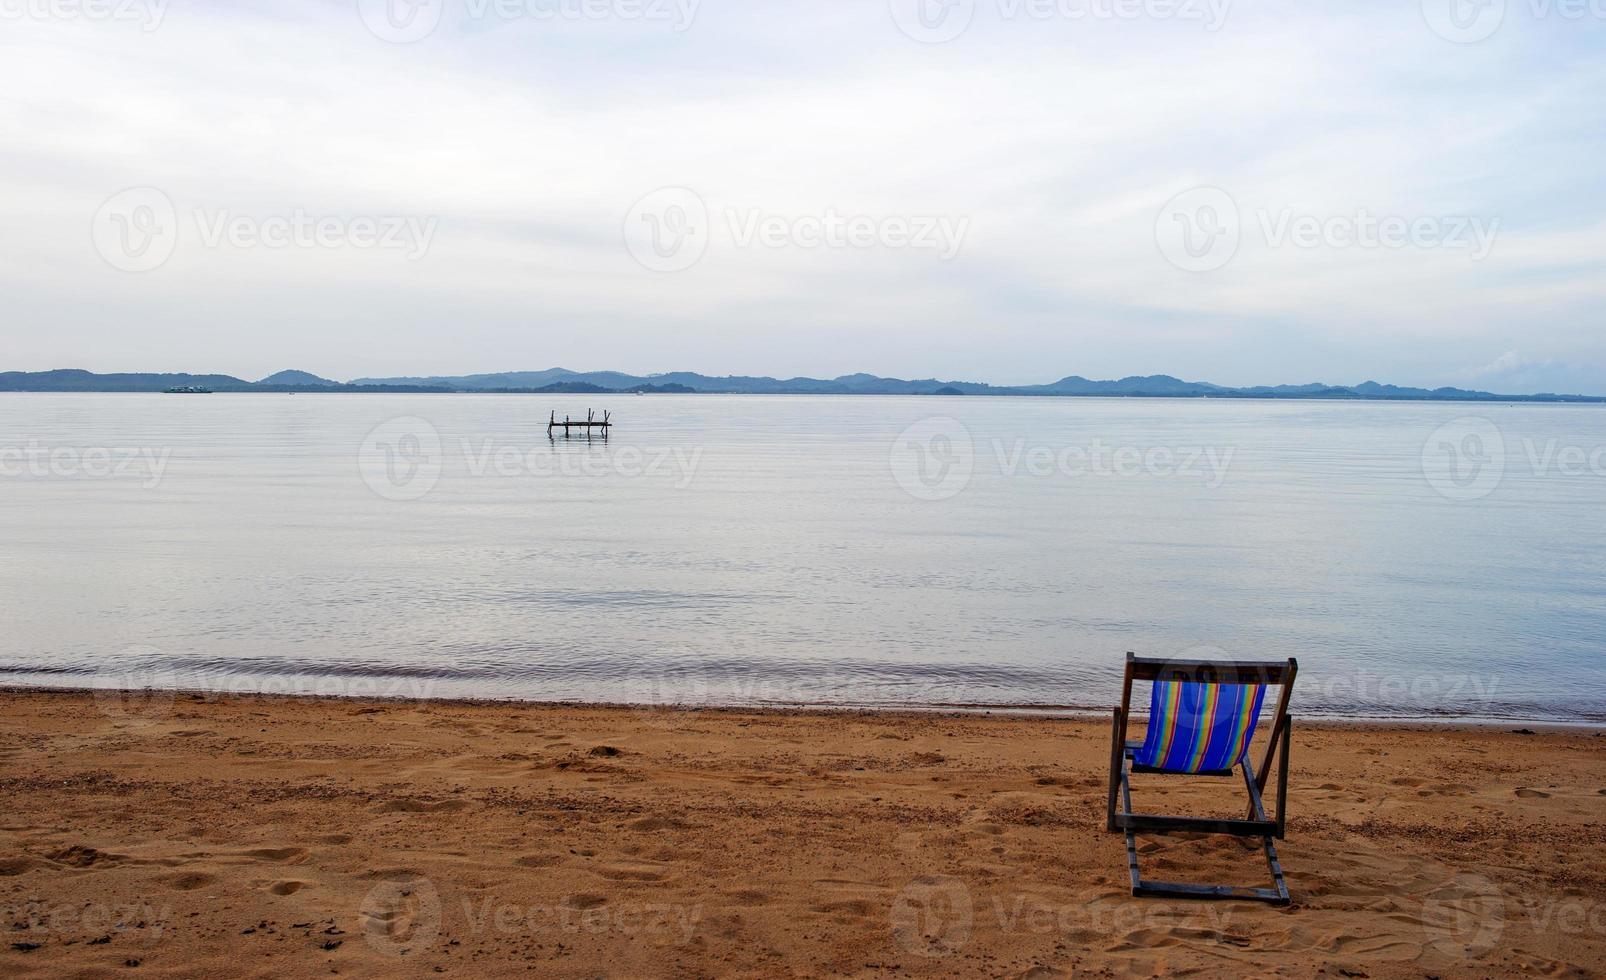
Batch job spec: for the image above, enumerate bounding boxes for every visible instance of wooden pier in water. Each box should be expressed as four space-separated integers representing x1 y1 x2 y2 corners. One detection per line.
548 409 612 439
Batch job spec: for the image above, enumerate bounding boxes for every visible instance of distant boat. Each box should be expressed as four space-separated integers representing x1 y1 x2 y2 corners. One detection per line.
163 386 213 394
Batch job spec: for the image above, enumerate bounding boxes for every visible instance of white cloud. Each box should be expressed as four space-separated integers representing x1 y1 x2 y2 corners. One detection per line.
0 1 1603 391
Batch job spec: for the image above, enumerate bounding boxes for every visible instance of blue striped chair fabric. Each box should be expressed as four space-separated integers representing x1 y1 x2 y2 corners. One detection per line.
1132 679 1267 773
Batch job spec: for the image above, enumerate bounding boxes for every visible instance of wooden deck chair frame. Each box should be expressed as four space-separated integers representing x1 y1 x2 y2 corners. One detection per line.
1106 652 1297 905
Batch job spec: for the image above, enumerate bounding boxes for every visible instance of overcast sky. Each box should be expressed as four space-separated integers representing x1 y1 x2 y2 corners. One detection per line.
2 0 1603 392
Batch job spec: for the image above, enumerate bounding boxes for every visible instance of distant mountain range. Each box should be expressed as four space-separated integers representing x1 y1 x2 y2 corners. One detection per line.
0 369 445 394
1 367 1602 401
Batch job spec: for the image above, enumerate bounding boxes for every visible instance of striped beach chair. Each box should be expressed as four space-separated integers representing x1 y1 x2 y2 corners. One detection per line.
1106 652 1298 904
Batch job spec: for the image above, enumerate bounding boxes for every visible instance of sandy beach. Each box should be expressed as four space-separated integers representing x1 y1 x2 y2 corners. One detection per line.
0 689 1601 978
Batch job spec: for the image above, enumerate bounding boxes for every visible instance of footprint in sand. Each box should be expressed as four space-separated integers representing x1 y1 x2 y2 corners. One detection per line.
724 889 770 906
0 857 38 876
359 867 426 880
1515 788 1551 799
1106 925 1185 952
244 847 310 864
512 854 564 868
625 816 690 832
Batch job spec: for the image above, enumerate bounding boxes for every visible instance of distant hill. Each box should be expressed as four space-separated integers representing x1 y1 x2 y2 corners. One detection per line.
2 367 1602 401
0 369 256 392
258 369 336 386
0 369 444 394
630 382 696 393
473 381 616 394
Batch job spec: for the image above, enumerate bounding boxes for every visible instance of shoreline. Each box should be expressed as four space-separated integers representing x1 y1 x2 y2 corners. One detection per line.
5 682 1604 730
2 687 1602 977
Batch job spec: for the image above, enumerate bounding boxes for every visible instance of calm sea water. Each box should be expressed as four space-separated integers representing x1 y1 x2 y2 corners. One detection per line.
1 393 1603 722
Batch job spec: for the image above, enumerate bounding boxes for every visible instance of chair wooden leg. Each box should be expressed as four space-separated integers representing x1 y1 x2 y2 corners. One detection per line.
1275 716 1291 840
1120 765 1142 893
1106 706 1125 832
1242 758 1269 821
1247 710 1293 824
1260 835 1290 903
